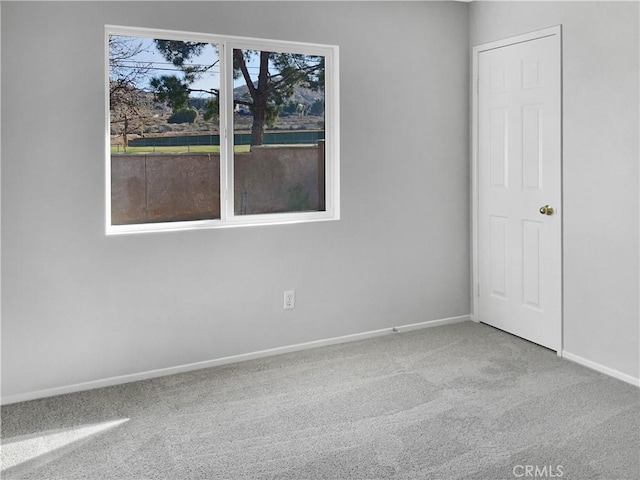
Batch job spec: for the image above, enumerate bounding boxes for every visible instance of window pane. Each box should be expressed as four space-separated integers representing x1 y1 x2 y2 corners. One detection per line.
109 34 221 224
232 49 326 215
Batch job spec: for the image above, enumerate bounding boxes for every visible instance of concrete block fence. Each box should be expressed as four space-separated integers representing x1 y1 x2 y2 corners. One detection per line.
111 145 324 225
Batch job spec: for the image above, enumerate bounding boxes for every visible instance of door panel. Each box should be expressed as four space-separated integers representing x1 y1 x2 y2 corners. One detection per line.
522 105 542 189
477 31 562 351
522 219 541 308
490 215 508 298
490 108 509 188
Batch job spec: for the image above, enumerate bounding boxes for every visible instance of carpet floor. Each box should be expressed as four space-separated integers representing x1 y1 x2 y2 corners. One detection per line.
1 321 639 479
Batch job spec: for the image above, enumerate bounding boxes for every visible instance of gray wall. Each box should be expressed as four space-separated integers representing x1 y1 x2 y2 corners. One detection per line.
4 1 636 401
471 1 639 379
1 1 471 398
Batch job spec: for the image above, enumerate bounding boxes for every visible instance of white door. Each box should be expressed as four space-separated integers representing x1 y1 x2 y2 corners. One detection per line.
474 27 562 351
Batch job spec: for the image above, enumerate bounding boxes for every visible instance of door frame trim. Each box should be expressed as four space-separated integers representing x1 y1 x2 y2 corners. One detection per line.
470 26 563 354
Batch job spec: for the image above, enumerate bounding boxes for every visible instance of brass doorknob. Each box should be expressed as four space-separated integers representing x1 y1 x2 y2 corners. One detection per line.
539 205 554 216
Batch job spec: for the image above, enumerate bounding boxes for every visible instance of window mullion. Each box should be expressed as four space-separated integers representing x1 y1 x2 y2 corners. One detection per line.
220 41 235 223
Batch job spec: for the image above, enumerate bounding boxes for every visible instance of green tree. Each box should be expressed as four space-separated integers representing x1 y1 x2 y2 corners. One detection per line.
150 41 324 146
149 75 191 112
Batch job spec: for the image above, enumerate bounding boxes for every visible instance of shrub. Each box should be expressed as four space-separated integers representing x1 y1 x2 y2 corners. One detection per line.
288 184 311 211
168 108 198 124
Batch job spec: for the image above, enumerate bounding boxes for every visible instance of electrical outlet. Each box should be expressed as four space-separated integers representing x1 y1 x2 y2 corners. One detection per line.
284 290 295 310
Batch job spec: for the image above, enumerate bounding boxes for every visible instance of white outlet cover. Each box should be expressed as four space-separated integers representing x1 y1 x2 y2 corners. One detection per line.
284 290 295 309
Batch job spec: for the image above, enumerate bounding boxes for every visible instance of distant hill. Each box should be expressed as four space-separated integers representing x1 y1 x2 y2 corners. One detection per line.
187 84 324 112
233 83 323 103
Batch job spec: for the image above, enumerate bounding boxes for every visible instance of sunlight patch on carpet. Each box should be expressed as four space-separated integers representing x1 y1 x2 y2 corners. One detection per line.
1 418 129 471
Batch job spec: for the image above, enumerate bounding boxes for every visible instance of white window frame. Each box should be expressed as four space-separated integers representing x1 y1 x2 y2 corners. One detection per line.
105 25 340 235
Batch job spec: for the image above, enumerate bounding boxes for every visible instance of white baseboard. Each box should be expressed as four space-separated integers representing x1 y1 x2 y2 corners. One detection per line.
1 315 471 405
561 350 640 387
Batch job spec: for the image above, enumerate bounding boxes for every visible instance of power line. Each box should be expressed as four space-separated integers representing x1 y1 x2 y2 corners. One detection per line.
113 59 264 73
